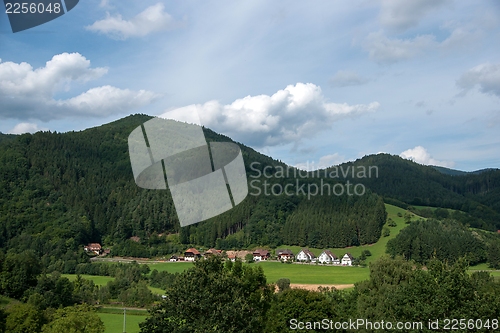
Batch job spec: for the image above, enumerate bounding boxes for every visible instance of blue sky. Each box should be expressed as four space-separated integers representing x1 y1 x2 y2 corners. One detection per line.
0 0 499 171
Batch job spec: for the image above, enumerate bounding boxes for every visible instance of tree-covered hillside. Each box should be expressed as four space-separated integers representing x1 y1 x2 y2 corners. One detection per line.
1 114 499 266
0 115 386 265
329 154 500 230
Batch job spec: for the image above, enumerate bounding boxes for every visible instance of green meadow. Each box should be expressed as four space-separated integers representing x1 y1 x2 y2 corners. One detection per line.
61 274 165 295
61 274 114 286
98 311 147 333
147 261 193 274
256 261 368 284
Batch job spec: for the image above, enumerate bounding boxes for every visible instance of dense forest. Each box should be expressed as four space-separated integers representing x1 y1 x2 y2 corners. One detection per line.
0 115 386 265
0 114 499 267
331 154 500 230
386 219 487 265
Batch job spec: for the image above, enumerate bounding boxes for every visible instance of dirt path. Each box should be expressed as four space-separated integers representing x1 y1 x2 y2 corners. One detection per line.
289 283 354 291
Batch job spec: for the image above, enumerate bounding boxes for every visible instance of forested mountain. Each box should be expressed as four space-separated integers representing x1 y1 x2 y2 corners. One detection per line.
0 115 385 267
0 114 499 267
328 154 500 230
0 133 15 144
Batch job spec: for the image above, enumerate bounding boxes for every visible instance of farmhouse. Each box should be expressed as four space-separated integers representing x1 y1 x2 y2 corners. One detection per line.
341 253 354 266
84 243 102 255
253 249 270 261
184 248 201 261
169 255 178 262
276 249 294 261
296 248 316 262
318 250 339 264
226 250 252 261
203 248 222 258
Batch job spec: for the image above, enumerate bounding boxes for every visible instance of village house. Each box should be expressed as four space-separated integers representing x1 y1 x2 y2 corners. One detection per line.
253 249 270 261
341 253 354 266
184 248 201 261
203 248 222 258
226 250 252 262
296 248 316 262
276 249 294 261
169 255 178 262
318 250 339 264
84 243 102 255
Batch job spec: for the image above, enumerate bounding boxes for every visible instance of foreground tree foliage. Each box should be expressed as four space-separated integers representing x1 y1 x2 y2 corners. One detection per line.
41 304 104 333
140 256 273 333
138 256 500 333
355 256 500 332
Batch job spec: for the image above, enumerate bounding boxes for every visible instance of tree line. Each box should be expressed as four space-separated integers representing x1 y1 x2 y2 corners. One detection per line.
140 256 500 333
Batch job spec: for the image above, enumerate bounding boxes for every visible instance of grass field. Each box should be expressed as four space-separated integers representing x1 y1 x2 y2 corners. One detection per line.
61 274 165 295
256 261 369 284
98 312 147 333
61 274 114 286
147 262 193 274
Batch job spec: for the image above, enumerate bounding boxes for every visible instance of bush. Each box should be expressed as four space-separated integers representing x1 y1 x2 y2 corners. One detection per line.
276 278 291 292
382 227 390 237
245 253 254 263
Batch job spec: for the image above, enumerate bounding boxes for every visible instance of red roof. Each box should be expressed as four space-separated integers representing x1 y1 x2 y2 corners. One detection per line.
253 249 270 256
185 248 200 255
86 243 101 250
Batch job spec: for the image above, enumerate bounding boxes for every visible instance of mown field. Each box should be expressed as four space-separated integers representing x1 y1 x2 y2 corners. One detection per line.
61 274 114 286
97 308 148 333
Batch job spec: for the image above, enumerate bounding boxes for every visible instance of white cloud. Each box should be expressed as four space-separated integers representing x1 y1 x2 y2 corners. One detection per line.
8 122 48 134
380 0 450 32
295 153 347 171
456 63 500 97
0 52 107 97
330 70 370 87
0 53 158 120
57 86 157 116
86 3 181 40
362 26 477 64
362 31 436 64
400 146 455 167
99 0 110 8
159 83 380 147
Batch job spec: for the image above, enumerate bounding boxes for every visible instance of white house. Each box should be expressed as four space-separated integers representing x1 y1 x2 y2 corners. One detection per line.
296 248 316 262
276 249 294 261
341 253 354 266
184 248 201 261
318 250 339 264
253 249 270 261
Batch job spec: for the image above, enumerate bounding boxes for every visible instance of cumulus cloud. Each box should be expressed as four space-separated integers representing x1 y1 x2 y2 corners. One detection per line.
0 53 157 120
86 3 181 40
159 83 380 147
8 122 48 134
400 146 455 167
380 0 450 32
330 70 370 87
456 63 500 97
57 86 157 116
